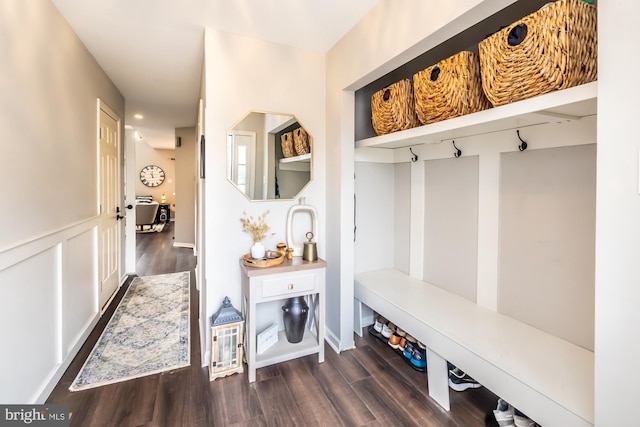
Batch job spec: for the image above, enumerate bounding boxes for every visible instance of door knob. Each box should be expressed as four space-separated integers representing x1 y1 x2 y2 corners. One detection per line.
116 215 125 220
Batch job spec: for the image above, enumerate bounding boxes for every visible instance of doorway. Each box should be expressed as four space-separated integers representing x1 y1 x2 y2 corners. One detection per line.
123 126 198 274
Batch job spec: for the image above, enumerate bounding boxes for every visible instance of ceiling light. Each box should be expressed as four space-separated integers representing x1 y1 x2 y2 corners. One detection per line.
134 114 143 119
124 124 133 130
135 131 143 141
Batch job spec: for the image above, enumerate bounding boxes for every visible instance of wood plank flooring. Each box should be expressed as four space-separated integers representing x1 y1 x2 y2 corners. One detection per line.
47 222 497 426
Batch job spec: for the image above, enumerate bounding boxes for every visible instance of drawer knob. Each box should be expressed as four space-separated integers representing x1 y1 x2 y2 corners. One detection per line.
288 284 294 290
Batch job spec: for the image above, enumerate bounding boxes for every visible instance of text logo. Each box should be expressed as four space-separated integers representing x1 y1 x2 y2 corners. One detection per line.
0 405 68 427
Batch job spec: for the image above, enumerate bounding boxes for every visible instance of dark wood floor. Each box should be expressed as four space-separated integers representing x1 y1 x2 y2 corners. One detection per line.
47 222 497 426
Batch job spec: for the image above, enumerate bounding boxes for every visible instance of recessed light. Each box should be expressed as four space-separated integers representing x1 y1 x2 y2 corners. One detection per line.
124 124 133 129
134 114 143 119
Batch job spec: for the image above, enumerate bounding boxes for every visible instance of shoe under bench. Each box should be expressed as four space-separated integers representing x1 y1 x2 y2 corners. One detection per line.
354 268 593 427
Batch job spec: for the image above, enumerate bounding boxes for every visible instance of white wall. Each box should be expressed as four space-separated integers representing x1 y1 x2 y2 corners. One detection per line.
175 127 197 247
500 145 596 351
595 1 640 424
0 0 124 402
0 0 124 249
423 156 479 303
354 162 396 273
135 142 176 210
203 29 326 361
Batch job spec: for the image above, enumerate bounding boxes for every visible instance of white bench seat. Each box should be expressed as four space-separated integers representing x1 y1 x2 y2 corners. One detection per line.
354 269 593 427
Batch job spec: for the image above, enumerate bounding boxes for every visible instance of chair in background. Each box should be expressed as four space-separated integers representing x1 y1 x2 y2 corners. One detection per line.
136 201 159 231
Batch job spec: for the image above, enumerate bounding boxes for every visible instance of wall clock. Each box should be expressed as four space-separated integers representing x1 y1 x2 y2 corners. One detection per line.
140 165 165 187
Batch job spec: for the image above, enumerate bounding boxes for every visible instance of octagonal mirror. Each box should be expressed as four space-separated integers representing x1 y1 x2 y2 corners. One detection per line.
227 111 312 200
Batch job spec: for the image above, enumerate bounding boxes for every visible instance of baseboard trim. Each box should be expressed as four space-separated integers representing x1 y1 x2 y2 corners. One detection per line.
202 349 210 368
173 242 195 249
324 327 341 354
36 313 100 403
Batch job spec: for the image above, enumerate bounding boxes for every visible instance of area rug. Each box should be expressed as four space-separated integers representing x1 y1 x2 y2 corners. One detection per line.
69 271 190 391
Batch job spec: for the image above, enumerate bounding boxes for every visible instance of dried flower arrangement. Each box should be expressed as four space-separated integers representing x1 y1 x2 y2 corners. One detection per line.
240 210 275 242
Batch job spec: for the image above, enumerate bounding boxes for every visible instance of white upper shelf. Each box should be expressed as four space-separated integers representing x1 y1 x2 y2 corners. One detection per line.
279 153 311 163
356 82 597 149
279 152 311 171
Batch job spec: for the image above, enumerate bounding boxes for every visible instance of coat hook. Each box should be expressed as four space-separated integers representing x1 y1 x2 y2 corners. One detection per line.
517 130 528 151
452 141 462 158
409 147 418 162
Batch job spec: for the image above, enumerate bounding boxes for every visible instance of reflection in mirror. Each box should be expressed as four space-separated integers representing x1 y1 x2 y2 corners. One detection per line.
227 112 312 201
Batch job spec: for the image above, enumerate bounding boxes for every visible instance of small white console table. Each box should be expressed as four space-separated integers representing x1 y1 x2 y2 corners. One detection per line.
240 257 326 383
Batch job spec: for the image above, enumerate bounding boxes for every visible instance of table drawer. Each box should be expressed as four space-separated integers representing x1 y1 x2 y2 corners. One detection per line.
262 273 316 298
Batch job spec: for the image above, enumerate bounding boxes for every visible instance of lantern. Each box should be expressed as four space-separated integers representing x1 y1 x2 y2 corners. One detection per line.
209 296 244 381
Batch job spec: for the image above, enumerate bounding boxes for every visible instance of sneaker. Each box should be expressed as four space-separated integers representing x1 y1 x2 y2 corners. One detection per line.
493 399 514 427
513 410 536 427
403 335 416 359
410 341 427 370
373 315 387 333
381 322 394 339
388 327 405 349
448 367 482 391
373 317 382 333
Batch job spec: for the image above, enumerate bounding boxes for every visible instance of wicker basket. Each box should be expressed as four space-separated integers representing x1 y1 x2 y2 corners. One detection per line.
413 51 491 125
371 79 418 136
293 127 310 155
478 0 597 107
281 132 295 158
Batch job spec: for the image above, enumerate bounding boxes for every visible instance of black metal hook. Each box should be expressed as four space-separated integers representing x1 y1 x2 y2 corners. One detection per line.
452 141 462 158
517 130 528 151
409 147 418 162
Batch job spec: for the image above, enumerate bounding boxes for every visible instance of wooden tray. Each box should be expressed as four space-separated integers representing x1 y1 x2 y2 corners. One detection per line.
242 251 284 268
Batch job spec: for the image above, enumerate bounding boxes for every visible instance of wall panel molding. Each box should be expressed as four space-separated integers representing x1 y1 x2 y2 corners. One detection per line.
0 218 100 403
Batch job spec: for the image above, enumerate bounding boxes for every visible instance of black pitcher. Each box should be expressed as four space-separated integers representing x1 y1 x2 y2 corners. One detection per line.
282 296 309 343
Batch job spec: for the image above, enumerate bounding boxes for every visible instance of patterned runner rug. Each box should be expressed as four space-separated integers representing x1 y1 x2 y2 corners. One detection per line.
70 271 190 391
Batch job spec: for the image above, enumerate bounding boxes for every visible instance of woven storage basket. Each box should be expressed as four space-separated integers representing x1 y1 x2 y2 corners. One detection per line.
293 127 310 155
413 51 491 125
478 0 597 107
281 132 295 158
371 79 418 136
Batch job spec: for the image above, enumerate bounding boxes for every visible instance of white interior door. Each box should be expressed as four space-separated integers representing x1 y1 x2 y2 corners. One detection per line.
99 104 121 309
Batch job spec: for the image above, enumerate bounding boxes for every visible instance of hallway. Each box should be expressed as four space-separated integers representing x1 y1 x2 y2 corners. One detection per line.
46 223 496 426
135 222 197 277
47 222 202 426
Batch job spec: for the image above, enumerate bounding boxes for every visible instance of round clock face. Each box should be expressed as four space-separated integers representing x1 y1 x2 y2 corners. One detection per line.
140 165 165 187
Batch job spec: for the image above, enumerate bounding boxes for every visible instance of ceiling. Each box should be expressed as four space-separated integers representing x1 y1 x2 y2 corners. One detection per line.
51 0 381 149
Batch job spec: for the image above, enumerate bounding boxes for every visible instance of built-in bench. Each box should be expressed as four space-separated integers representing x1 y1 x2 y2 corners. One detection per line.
354 269 593 427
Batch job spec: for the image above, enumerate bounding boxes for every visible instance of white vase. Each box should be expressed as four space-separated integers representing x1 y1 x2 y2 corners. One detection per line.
251 241 265 259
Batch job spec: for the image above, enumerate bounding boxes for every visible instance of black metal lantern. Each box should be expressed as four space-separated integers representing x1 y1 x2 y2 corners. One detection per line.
209 296 244 381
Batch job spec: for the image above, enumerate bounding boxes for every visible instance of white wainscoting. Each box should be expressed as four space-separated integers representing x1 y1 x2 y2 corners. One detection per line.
0 217 100 403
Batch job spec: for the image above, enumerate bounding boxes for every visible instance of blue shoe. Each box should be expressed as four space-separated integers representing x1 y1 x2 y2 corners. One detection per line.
410 341 427 370
403 335 416 359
